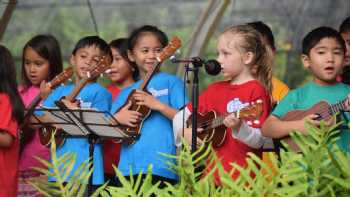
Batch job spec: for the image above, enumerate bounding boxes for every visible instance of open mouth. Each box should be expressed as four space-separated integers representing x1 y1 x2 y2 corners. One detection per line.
324 66 335 73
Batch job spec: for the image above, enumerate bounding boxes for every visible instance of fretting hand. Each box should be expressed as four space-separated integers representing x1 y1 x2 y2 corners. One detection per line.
39 80 52 100
345 95 350 111
133 89 166 111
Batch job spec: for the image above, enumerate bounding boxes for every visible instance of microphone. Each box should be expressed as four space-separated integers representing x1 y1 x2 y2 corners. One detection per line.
171 57 221 76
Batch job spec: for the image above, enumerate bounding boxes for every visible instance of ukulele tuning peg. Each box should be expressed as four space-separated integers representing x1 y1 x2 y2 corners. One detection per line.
256 99 263 104
253 120 260 125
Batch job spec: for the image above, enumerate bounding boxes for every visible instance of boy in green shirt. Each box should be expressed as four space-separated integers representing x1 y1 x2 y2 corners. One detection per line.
262 26 350 153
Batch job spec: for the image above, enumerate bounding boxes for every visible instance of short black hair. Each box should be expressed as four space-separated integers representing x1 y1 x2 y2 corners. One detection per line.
109 38 139 80
72 36 112 59
247 21 276 51
302 26 346 55
128 25 168 51
339 17 350 33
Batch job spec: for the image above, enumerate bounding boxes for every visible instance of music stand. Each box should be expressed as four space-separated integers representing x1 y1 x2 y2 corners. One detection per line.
33 101 130 195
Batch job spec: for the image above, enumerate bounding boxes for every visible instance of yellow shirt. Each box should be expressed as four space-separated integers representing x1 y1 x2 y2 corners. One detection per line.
272 77 289 103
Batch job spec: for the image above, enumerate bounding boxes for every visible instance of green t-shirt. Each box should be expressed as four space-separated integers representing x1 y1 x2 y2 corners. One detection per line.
273 81 350 153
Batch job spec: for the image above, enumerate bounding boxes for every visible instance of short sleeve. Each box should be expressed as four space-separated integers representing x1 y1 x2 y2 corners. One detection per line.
272 91 298 118
0 94 18 138
34 86 64 117
91 88 112 112
169 76 188 110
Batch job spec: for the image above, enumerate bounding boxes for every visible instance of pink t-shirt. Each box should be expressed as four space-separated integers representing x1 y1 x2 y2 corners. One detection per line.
18 85 50 171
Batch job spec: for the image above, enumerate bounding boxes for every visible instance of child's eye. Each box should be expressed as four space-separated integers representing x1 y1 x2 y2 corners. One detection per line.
333 50 343 55
154 48 162 53
141 49 149 54
317 51 325 55
34 61 44 66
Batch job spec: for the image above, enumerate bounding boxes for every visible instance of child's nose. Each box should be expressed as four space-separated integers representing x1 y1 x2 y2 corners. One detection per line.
148 51 157 59
29 64 37 73
328 53 335 62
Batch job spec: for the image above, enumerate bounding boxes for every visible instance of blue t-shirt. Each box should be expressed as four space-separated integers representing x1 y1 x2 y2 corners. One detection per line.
110 72 188 180
40 82 112 185
273 81 350 153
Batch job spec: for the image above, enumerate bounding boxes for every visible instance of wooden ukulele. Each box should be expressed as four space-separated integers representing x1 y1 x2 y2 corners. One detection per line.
281 99 348 152
20 66 74 148
117 37 181 144
39 56 112 147
187 100 263 147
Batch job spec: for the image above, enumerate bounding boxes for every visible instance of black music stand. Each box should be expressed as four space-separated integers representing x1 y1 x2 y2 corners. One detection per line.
33 101 130 195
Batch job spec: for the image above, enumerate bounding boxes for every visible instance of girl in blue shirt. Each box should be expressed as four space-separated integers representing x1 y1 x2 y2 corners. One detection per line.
111 25 188 187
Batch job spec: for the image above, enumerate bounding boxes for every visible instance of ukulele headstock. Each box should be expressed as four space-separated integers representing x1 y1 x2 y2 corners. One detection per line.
238 100 263 121
87 55 112 79
48 66 74 88
157 36 182 62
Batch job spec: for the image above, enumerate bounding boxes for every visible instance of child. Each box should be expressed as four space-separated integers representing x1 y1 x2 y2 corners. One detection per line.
173 24 273 182
247 21 289 175
339 17 350 84
0 45 25 197
247 21 290 105
18 34 63 196
36 36 112 188
262 27 350 153
111 25 188 186
103 38 137 185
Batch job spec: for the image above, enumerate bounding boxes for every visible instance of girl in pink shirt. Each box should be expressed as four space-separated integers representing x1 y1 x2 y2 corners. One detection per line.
18 35 63 196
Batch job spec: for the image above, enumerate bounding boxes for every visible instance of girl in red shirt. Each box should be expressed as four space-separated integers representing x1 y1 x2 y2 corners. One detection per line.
173 24 273 183
103 38 138 185
0 45 25 197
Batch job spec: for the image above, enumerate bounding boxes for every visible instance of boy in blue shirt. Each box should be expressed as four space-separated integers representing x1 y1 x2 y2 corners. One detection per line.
36 36 112 187
262 26 350 153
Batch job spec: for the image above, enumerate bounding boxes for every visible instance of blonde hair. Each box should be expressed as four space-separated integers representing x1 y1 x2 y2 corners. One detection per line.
222 24 273 95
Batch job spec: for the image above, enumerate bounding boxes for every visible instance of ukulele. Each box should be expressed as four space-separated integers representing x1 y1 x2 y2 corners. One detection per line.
19 66 74 148
281 98 349 152
187 100 263 147
117 37 181 144
39 56 112 147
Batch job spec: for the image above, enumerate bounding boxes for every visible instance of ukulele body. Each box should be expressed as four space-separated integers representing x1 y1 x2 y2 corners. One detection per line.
39 126 65 147
281 101 331 151
119 89 152 144
187 111 227 147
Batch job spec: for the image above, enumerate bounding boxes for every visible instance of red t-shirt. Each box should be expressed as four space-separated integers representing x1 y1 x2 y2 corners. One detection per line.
103 85 122 175
187 80 271 182
0 93 19 197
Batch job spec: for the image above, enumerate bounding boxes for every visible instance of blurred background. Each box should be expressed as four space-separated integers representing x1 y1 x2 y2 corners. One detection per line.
1 0 350 91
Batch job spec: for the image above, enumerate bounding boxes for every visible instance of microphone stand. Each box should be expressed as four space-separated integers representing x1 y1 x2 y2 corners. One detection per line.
187 57 203 153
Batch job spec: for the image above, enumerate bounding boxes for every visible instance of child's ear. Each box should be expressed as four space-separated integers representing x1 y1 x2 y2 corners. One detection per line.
69 54 76 66
127 50 135 62
301 54 311 69
242 51 254 65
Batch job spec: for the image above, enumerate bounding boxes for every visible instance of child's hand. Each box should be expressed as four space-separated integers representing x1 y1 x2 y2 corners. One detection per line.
183 127 204 148
40 80 52 99
223 113 242 130
345 95 350 111
60 98 79 109
133 90 165 111
113 101 142 127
